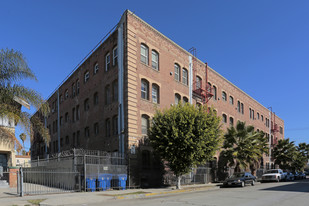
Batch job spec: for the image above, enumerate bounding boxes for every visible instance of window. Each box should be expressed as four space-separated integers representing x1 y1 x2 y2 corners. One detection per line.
105 119 111 137
84 127 90 138
237 101 240 113
241 103 244 114
222 114 227 123
141 114 149 135
151 50 159 70
84 71 90 83
175 93 181 105
222 91 227 101
72 107 76 122
105 85 111 104
280 126 283 134
261 115 264 121
84 98 89 111
76 105 80 121
65 136 69 145
257 112 260 120
229 117 234 126
252 109 255 120
174 64 180 81
183 97 189 103
196 76 202 89
229 96 234 105
213 86 217 100
65 112 69 122
76 79 80 95
113 46 118 66
141 79 149 100
60 95 63 103
72 133 76 147
105 53 110 71
112 80 118 101
94 63 99 74
141 44 148 65
60 116 63 125
152 84 159 104
94 122 99 135
65 90 69 99
72 83 76 97
182 68 188 85
94 92 99 105
249 108 252 119
113 116 118 135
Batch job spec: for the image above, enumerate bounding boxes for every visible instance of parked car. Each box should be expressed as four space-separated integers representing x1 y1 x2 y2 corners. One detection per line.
293 172 300 180
299 172 306 179
223 172 256 187
261 169 285 182
285 172 295 181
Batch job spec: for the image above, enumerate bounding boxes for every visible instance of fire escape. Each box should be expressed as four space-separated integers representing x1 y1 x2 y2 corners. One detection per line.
189 47 213 105
271 111 279 146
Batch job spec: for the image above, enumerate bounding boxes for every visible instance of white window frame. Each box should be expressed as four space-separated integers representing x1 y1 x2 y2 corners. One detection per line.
105 53 110 71
141 44 148 65
174 64 180 81
113 46 118 66
151 50 159 70
94 63 99 74
84 71 90 83
152 85 158 103
141 80 148 100
182 68 188 85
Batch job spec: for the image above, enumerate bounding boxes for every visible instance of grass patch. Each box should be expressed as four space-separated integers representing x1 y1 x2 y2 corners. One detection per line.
27 199 46 205
100 191 149 196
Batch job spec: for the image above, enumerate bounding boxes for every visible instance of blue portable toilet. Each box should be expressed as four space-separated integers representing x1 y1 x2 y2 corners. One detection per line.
105 174 113 189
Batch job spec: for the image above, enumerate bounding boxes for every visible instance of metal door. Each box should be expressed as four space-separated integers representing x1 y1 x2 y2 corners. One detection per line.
0 154 7 171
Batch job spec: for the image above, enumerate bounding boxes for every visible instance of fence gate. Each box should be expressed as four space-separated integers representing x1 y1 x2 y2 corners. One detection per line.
0 168 19 197
19 168 81 196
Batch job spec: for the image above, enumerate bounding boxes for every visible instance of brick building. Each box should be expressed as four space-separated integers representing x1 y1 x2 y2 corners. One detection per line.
31 10 284 185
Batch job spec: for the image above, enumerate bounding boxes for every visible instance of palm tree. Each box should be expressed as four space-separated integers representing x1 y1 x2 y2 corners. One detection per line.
0 48 50 145
272 138 296 171
222 121 268 174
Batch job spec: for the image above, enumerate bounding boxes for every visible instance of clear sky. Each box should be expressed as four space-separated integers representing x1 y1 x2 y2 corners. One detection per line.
1 0 308 150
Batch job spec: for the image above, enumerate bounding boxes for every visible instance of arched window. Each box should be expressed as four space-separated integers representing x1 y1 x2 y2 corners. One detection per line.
84 71 90 83
105 118 111 137
141 114 150 135
112 115 118 135
174 64 180 81
207 82 212 93
141 79 149 100
84 98 89 111
151 50 159 70
222 114 227 123
241 103 244 114
141 44 149 65
94 63 99 74
212 85 217 100
222 91 227 101
182 68 188 85
183 96 189 103
175 93 181 105
196 76 202 89
112 80 118 101
105 85 111 105
229 96 234 105
93 92 98 105
229 117 234 126
105 53 110 71
152 84 160 104
237 101 241 113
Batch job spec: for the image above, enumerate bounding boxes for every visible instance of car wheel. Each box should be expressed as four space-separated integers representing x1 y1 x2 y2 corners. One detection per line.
241 181 245 187
251 180 255 186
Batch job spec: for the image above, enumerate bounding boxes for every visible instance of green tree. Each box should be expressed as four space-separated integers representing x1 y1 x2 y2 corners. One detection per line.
290 143 309 172
0 48 50 144
148 103 222 189
222 121 268 174
272 138 296 171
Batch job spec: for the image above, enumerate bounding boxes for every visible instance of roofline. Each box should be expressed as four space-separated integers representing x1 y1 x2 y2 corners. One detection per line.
126 10 283 122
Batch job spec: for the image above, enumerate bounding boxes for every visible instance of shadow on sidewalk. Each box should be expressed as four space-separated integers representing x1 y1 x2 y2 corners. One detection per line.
260 180 309 193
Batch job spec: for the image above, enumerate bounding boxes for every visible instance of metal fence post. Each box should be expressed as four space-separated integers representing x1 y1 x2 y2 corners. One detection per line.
20 167 23 197
84 154 86 192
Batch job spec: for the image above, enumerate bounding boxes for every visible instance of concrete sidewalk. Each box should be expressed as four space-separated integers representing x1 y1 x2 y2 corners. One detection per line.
1 184 220 206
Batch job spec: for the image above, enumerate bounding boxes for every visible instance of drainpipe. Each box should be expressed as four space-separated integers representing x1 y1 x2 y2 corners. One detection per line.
268 107 272 168
189 56 193 104
57 89 60 153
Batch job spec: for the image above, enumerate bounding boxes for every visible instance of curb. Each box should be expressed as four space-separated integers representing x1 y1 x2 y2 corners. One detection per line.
115 185 220 200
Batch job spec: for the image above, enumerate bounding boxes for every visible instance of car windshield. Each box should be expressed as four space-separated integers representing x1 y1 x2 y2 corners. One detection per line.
266 170 279 174
229 173 244 178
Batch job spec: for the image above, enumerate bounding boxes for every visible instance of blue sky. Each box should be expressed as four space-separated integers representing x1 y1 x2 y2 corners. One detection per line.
1 0 308 150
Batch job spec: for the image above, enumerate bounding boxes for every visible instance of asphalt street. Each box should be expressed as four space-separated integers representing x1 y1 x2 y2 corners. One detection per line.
95 179 309 206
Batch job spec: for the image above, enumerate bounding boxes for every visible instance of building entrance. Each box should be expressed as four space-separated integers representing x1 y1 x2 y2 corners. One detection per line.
0 153 8 171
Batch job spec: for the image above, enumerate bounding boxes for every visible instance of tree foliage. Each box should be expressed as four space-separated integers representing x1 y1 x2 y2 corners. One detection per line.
0 48 50 144
221 121 268 174
273 139 308 172
148 103 222 188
